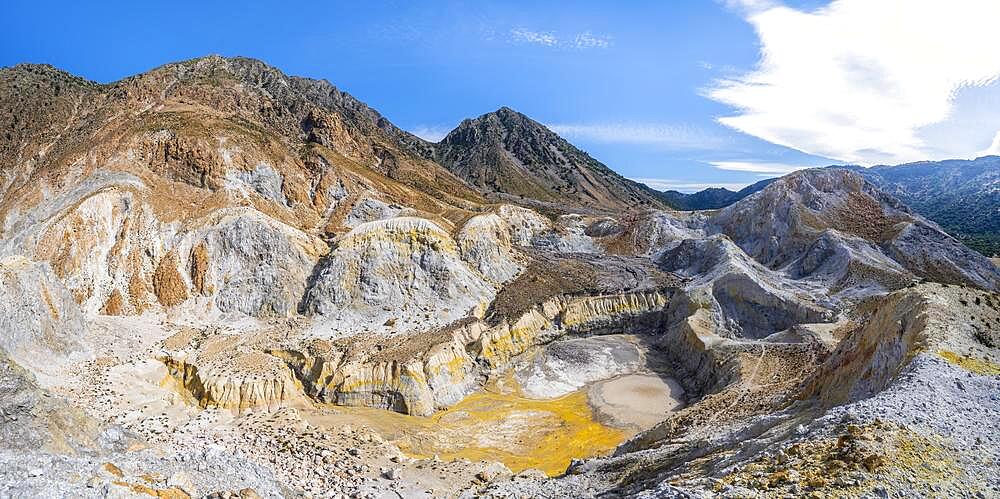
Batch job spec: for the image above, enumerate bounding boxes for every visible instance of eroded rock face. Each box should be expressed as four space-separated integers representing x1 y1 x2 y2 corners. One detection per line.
477 290 670 368
270 324 485 416
530 214 601 253
709 169 1000 290
797 283 1000 407
597 209 704 257
885 222 1000 288
343 197 403 228
0 169 328 320
711 273 831 339
787 228 913 298
312 290 663 416
301 217 495 332
797 291 932 407
225 163 290 207
0 350 102 453
0 256 87 369
164 282 676 417
710 169 907 267
187 211 325 317
2 176 161 315
497 205 551 245
456 212 526 285
163 341 304 411
660 236 834 339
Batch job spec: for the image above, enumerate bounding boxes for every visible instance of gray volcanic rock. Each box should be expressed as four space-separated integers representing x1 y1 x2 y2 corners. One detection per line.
193 211 323 317
0 256 87 370
0 350 101 453
432 107 669 213
787 229 913 299
710 168 1000 290
456 210 529 285
885 221 999 288
710 169 910 267
659 235 833 339
301 217 496 334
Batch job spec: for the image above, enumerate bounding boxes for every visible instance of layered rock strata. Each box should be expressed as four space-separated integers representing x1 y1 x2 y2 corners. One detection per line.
168 287 675 416
158 328 307 411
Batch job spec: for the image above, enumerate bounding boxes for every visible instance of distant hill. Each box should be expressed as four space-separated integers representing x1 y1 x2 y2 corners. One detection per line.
837 157 1000 257
655 178 778 210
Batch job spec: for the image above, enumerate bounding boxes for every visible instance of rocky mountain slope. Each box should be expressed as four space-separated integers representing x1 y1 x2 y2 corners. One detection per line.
841 156 1000 257
645 157 1000 258
710 169 999 291
429 107 670 213
1 56 998 499
0 56 491 321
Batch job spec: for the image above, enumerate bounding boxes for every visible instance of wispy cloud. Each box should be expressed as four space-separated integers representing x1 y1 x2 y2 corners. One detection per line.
546 122 730 150
510 28 558 47
573 32 612 49
409 125 451 142
709 0 1000 165
631 178 753 193
509 28 613 49
708 160 808 175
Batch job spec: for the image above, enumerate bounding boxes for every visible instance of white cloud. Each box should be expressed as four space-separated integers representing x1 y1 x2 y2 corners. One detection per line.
409 125 451 142
509 28 612 49
709 0 1000 165
708 160 808 175
573 32 612 49
510 28 558 47
631 178 753 193
980 131 1000 157
546 122 730 150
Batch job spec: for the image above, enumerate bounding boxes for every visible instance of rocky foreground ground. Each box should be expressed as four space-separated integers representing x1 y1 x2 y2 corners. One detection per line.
1 56 999 498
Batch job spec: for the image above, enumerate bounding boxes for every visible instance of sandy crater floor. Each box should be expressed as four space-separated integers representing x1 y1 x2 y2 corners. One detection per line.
52 316 689 492
589 374 685 430
303 335 686 476
304 373 684 476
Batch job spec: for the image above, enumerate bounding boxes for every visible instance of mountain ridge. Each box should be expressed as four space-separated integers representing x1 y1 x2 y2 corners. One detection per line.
653 177 778 210
632 155 1000 257
837 156 1000 256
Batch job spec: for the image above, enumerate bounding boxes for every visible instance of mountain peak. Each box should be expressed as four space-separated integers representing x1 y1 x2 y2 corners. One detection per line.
490 105 533 123
444 106 548 143
0 57 483 214
477 105 524 119
434 107 668 212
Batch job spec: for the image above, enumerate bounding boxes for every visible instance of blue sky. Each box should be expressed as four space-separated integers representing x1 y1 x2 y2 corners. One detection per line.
4 1 1000 192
